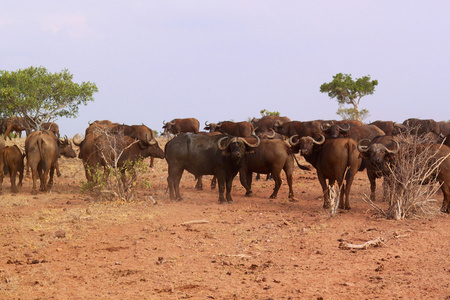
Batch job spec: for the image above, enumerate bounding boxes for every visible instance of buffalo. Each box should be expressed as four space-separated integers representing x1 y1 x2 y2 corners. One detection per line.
41 122 60 138
251 116 291 134
0 117 29 139
0 145 25 193
356 135 399 201
321 122 385 141
204 121 254 137
402 118 441 136
25 131 76 194
165 133 260 203
358 136 450 213
274 120 330 140
110 124 158 167
92 133 165 187
73 130 164 184
370 120 403 136
162 118 200 136
289 134 362 210
239 138 304 200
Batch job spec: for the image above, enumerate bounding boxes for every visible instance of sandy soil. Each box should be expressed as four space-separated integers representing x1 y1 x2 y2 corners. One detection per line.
0 138 449 299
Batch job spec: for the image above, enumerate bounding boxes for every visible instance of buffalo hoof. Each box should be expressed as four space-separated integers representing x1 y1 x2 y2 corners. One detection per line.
218 200 227 204
269 194 277 199
245 191 253 197
440 207 449 214
323 203 331 209
227 200 234 204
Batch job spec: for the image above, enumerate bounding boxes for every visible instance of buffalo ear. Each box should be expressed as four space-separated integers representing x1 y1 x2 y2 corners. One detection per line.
358 152 370 160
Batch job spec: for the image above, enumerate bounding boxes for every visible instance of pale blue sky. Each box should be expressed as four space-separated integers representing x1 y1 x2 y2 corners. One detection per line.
1 1 449 136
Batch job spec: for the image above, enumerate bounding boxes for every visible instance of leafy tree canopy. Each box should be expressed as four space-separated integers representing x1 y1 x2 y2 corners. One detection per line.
320 73 377 121
0 66 98 130
260 109 280 117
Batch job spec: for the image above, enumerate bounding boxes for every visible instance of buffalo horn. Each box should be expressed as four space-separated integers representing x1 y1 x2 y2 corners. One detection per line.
162 120 166 125
320 122 331 131
205 120 210 127
357 139 371 152
312 134 325 145
289 135 300 146
266 128 276 138
385 140 400 154
337 123 351 131
218 136 231 150
239 134 260 148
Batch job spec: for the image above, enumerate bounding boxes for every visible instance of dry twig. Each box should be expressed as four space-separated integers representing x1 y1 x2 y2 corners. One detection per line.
339 237 383 250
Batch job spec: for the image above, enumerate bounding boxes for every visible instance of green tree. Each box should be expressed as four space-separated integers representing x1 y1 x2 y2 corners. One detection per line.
260 109 280 117
320 73 378 121
0 66 98 131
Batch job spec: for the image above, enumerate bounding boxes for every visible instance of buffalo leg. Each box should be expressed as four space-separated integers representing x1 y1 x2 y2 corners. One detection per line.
239 169 253 197
10 169 18 193
30 163 39 194
225 177 234 203
284 167 294 200
440 182 450 213
317 172 331 208
195 176 203 191
367 170 377 202
167 167 183 201
270 171 282 199
149 157 154 168
217 176 227 204
46 165 56 191
210 176 217 190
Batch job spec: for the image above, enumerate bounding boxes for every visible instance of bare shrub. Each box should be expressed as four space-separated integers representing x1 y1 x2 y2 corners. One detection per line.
363 127 448 219
82 127 148 202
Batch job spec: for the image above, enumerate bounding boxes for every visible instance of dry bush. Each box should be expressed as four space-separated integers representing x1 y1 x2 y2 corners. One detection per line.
364 128 448 219
83 128 147 202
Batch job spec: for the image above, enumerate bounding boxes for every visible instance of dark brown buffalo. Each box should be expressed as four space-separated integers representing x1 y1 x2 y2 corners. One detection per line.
85 120 121 135
274 120 330 140
437 121 450 136
163 118 200 135
443 134 450 147
93 134 164 186
25 131 76 194
358 137 450 213
165 133 260 203
110 124 158 167
0 145 25 193
251 116 291 133
321 122 385 141
289 135 362 210
42 122 60 137
356 135 399 201
1 117 28 140
402 118 441 136
370 120 403 136
204 121 254 137
74 132 164 184
239 138 296 199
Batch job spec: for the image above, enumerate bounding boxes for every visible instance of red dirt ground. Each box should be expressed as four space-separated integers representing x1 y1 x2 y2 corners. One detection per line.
0 138 449 299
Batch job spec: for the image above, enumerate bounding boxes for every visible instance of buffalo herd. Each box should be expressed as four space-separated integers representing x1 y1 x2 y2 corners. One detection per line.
0 117 449 214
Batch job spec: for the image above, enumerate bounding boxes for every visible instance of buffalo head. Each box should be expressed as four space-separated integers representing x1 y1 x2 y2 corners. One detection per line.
58 136 77 158
218 135 260 160
289 134 325 156
321 122 350 139
357 138 399 171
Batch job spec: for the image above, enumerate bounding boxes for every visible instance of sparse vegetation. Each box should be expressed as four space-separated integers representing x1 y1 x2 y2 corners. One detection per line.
363 128 448 219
